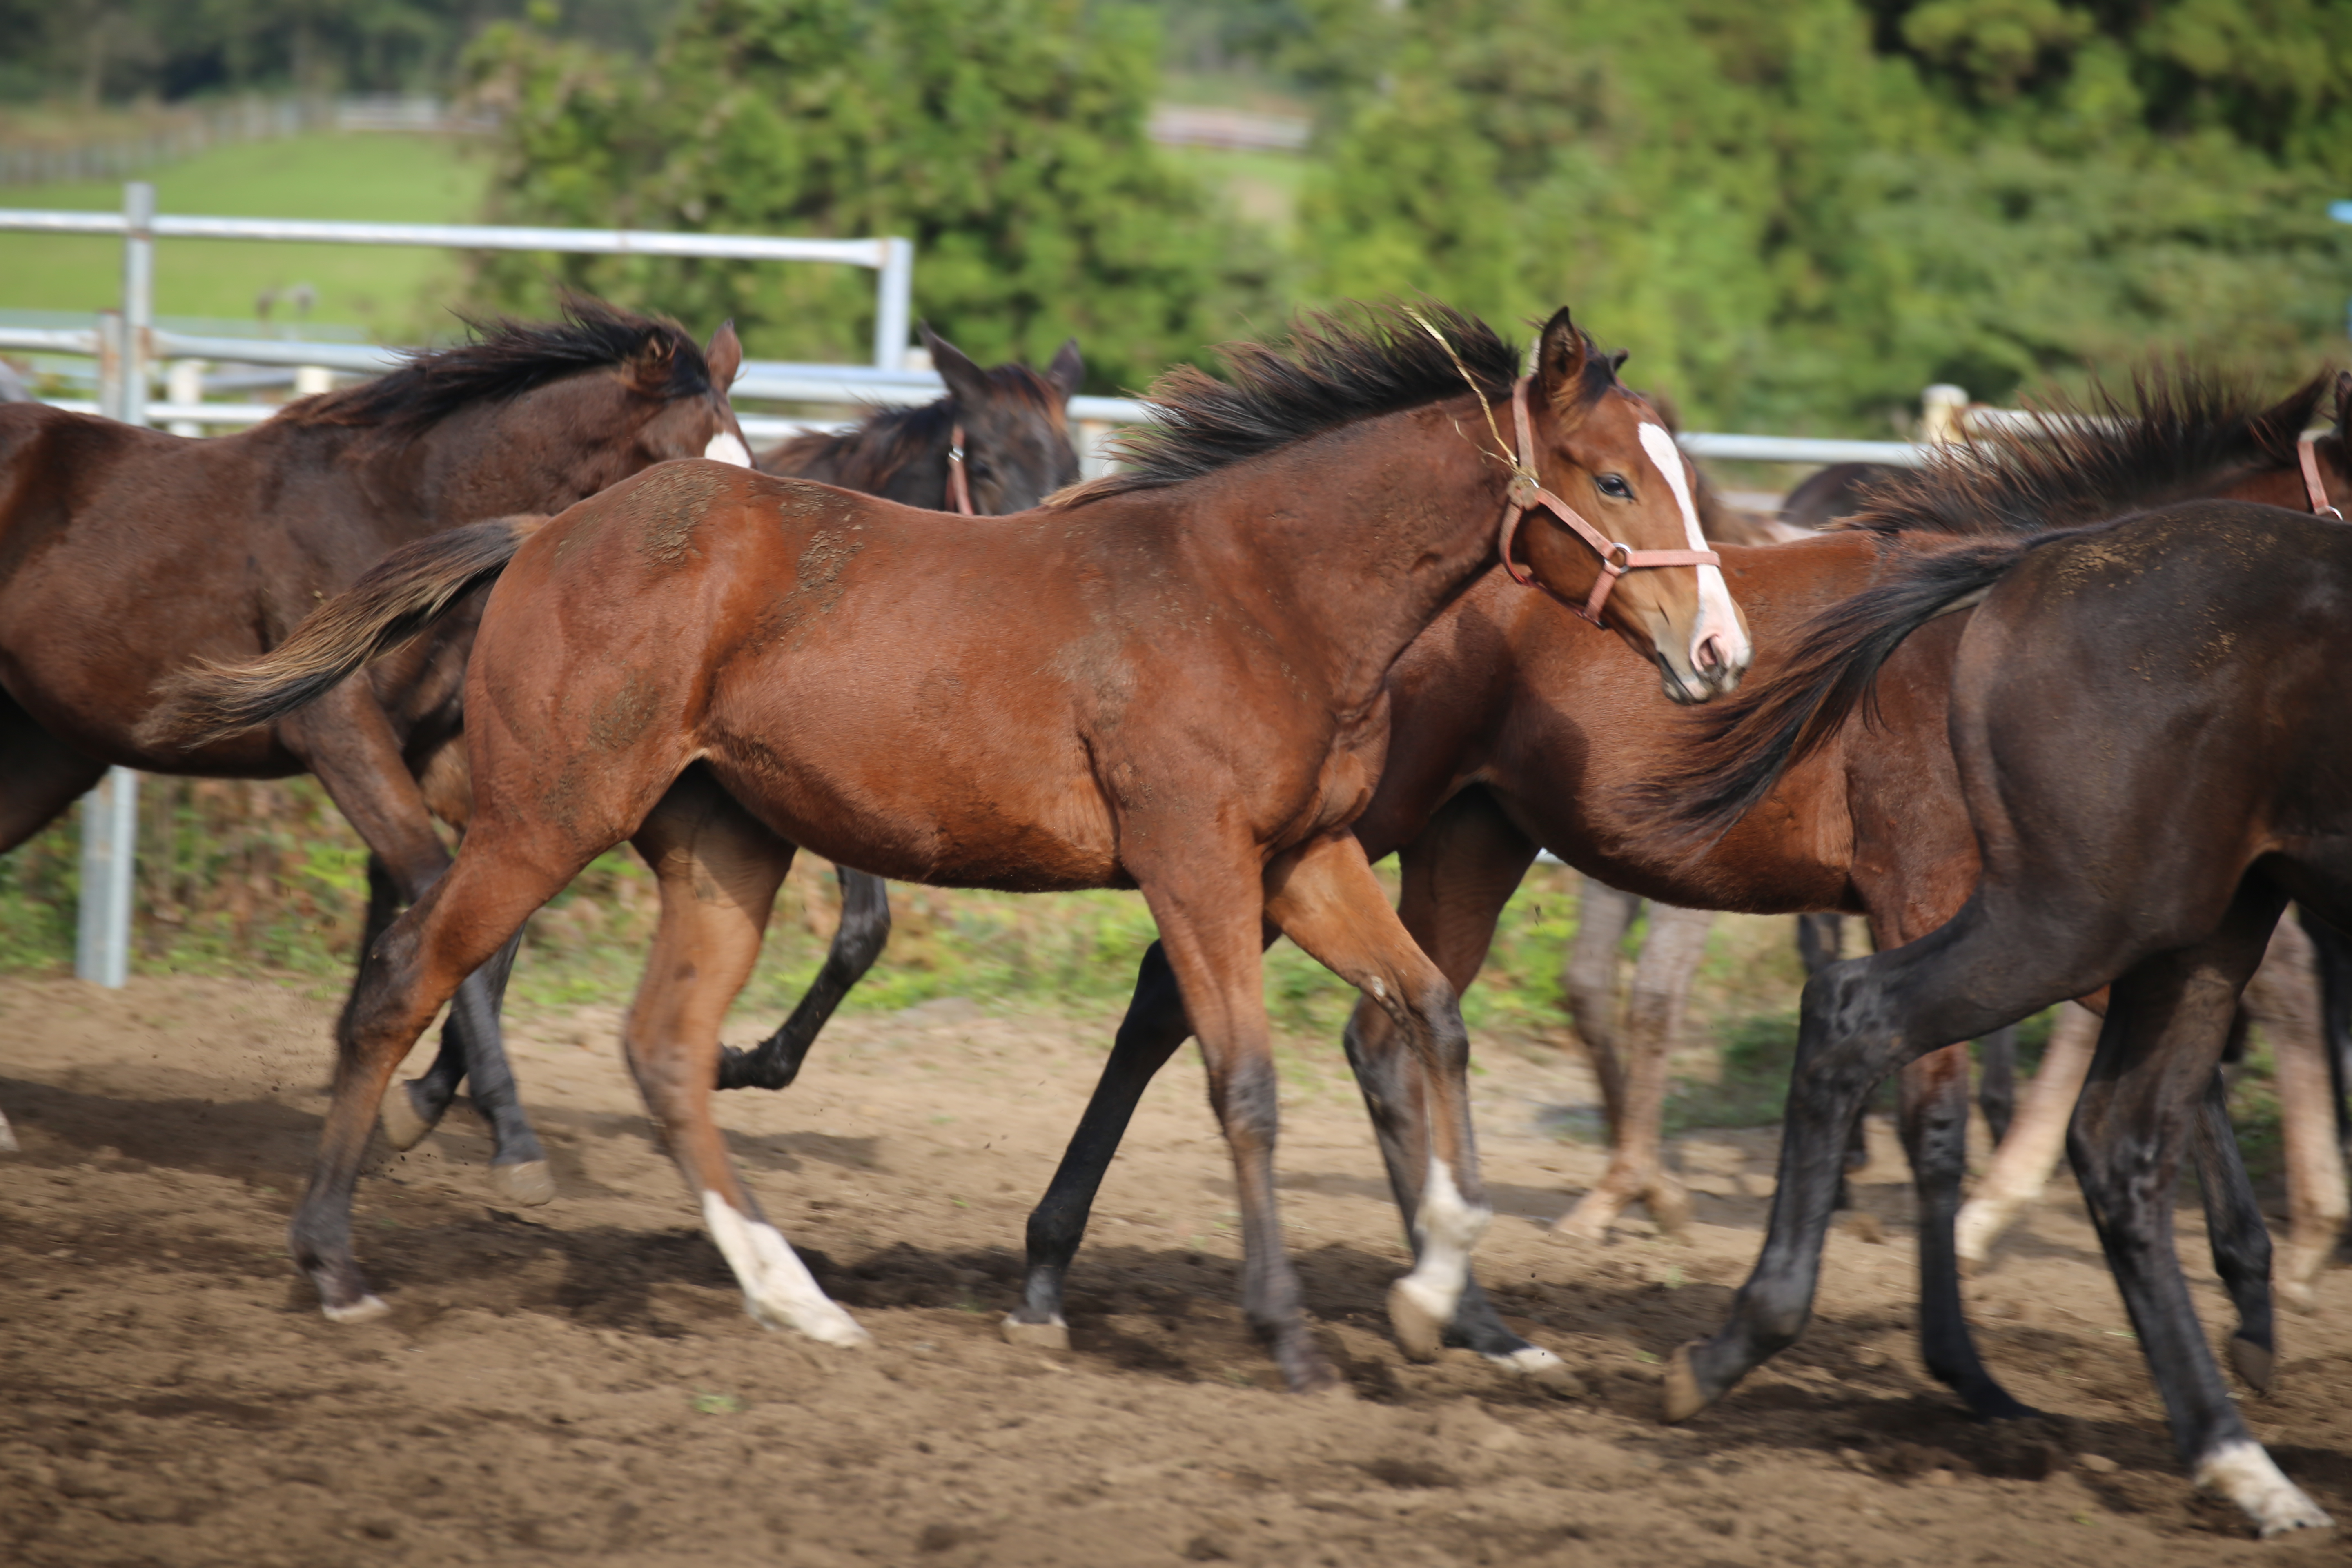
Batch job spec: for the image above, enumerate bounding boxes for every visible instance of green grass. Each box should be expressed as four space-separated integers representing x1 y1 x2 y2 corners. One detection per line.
0 132 493 343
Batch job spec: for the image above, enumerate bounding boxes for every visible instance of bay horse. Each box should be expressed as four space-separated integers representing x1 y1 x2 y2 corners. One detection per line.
374 325 1085 1163
986 370 2343 1414
1659 500 2352 1537
145 303 1753 1390
3 298 750 1203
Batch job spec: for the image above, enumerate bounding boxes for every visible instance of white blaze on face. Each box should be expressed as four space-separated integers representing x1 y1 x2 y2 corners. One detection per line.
1636 421 1750 675
704 430 753 468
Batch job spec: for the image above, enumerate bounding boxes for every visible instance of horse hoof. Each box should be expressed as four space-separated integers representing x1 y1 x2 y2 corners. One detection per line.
1000 1314 1070 1352
321 1292 390 1324
1486 1344 1586 1396
490 1160 555 1207
2229 1335 2277 1396
379 1082 434 1152
1662 1343 1711 1423
1387 1281 1447 1363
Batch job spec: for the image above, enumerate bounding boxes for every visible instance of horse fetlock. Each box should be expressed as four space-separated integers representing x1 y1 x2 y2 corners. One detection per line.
700 1191 870 1348
2194 1440 2334 1538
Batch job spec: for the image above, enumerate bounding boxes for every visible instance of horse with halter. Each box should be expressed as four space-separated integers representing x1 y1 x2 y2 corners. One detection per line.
964 370 2346 1417
1 298 749 1203
146 302 1751 1390
370 324 1086 1169
1659 493 2352 1537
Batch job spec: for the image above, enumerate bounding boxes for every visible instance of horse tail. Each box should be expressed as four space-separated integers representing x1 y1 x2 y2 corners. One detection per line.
141 514 546 749
1646 531 2056 842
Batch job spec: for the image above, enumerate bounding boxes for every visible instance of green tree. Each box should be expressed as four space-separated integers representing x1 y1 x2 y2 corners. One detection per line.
463 0 1276 388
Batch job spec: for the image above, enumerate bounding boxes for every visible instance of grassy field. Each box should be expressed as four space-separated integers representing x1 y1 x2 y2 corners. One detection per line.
0 133 492 343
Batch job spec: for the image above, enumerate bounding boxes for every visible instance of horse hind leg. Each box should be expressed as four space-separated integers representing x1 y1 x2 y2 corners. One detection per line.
717 866 892 1091
625 770 864 1346
1556 902 1711 1243
2067 889 2328 1538
2244 915 2346 1316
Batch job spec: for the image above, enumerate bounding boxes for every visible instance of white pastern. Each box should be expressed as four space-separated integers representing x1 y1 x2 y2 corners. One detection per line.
2194 1440 2334 1537
1395 1158 1493 1325
704 431 753 468
321 1292 390 1324
1636 422 1749 672
700 1190 871 1347
0 1104 16 1154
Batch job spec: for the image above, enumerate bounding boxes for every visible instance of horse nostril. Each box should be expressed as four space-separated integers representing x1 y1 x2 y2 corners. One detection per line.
1696 633 1728 673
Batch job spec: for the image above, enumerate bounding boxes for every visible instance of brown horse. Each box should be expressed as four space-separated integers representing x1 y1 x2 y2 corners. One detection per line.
146 303 1752 1390
1660 499 2352 1537
377 325 1085 1163
3 298 748 1201
992 369 2343 1414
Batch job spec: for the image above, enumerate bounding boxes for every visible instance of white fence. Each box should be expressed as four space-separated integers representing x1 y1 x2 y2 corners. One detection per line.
4 181 1977 987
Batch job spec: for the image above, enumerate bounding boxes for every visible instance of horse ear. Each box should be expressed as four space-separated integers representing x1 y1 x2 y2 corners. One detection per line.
704 321 743 389
1046 338 1084 401
921 323 990 410
1534 308 1593 410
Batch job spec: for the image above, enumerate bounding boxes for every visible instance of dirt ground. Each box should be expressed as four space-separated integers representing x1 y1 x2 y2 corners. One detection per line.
5 971 2352 1567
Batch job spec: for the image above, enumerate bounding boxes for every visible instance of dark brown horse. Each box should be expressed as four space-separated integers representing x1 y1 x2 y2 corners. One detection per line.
378 325 1085 1161
2 298 748 1202
1660 499 2352 1537
986 370 2343 1412
148 303 1753 1390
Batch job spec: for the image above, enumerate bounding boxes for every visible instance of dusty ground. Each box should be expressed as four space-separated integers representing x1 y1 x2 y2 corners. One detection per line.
4 971 2351 1568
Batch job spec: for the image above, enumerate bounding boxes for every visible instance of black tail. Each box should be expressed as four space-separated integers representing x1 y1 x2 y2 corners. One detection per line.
1644 533 2052 840
140 514 544 750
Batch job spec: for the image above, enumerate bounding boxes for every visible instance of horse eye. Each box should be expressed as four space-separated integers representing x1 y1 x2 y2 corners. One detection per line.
1596 474 1633 499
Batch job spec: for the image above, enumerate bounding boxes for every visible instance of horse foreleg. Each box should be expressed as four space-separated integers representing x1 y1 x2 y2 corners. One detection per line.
1004 940 1192 1348
1346 794 1569 1383
1139 852 1334 1392
1556 903 1711 1242
2246 916 2345 1315
718 866 891 1090
1955 1001 2099 1270
1265 831 1491 1381
2302 908 2352 1163
0 692 105 853
1976 1025 2018 1145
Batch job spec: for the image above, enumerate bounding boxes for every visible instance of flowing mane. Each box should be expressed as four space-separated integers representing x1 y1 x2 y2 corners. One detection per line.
1054 301 1528 504
1831 367 2334 539
762 364 1066 491
287 296 710 434
1647 365 2341 840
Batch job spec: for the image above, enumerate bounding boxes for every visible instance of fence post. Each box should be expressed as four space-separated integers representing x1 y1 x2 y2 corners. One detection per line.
166 359 205 437
122 181 155 430
872 236 914 371
1921 383 1968 445
74 767 138 989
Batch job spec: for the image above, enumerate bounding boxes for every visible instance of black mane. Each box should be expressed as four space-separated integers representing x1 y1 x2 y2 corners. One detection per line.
1058 301 1522 503
1834 366 2333 540
762 364 1065 488
293 296 710 432
1648 363 2340 843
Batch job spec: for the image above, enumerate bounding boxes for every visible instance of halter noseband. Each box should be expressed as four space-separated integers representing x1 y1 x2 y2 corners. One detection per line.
1497 377 1721 624
946 423 976 517
2298 433 2342 521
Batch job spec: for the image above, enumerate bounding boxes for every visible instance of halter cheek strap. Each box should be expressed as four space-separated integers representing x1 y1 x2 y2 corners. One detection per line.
947 422 976 517
2299 433 2342 521
1497 378 1721 624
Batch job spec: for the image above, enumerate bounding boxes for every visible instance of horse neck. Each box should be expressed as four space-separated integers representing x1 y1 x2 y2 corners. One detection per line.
1185 404 1507 708
343 378 658 530
767 413 943 507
